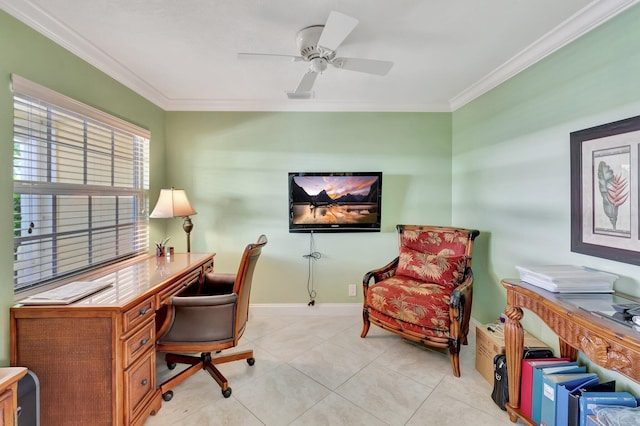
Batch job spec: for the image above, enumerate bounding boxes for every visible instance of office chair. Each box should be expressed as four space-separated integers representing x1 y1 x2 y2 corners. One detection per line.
156 235 267 400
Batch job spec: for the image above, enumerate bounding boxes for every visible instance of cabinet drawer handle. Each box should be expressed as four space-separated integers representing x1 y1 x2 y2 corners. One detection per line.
139 308 147 316
140 338 148 346
141 379 148 386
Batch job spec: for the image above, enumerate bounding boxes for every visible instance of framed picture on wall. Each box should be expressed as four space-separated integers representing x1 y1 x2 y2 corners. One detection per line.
570 114 640 265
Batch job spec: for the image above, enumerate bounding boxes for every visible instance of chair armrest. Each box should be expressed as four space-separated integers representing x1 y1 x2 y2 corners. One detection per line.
156 293 238 342
449 270 474 344
362 257 399 289
171 293 237 306
451 273 473 303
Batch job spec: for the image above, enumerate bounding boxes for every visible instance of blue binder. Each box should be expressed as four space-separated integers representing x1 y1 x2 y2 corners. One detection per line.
554 375 599 426
532 362 582 424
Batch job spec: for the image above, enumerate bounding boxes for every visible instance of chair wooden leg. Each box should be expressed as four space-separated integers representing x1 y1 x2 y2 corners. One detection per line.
361 308 371 338
448 340 461 377
159 360 205 395
203 361 229 391
165 353 200 366
212 349 253 365
449 353 461 377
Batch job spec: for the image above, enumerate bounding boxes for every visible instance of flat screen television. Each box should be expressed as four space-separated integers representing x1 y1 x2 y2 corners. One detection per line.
288 172 382 233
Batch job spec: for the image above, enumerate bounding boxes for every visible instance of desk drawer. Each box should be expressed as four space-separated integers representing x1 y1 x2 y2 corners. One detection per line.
0 387 15 426
123 320 155 367
123 296 155 333
203 257 214 273
124 349 155 424
157 270 201 306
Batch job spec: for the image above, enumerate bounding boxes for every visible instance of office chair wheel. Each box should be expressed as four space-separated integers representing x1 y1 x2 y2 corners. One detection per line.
167 362 177 370
162 391 174 401
247 357 255 366
222 388 232 398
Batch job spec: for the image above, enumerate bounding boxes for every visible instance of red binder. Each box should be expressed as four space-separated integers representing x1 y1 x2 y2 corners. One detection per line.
520 358 570 419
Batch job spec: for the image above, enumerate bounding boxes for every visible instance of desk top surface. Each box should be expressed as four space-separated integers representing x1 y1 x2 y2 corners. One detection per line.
13 253 214 310
502 278 640 348
0 367 27 389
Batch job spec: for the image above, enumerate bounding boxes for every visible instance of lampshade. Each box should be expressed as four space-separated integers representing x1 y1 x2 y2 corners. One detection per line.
150 188 197 218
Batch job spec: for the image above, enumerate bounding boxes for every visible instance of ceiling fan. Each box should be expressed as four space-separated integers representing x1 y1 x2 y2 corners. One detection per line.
238 11 394 99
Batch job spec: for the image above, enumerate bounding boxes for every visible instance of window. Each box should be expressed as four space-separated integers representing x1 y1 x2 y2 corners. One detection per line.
12 75 150 292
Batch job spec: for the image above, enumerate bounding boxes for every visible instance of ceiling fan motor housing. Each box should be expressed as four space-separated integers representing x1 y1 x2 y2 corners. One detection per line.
296 25 335 62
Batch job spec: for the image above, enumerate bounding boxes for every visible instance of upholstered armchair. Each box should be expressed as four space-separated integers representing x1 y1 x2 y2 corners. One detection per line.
156 235 267 400
361 225 479 377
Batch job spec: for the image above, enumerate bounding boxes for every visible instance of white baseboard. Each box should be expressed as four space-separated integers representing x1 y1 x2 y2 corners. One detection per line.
250 304 482 327
250 303 362 316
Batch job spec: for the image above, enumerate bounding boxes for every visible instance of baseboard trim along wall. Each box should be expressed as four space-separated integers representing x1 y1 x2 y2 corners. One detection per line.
250 303 482 329
249 303 362 317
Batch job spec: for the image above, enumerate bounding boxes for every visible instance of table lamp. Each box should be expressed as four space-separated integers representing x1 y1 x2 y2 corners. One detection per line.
150 188 197 252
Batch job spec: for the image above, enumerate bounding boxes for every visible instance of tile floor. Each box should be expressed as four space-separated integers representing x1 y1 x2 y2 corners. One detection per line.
145 311 520 426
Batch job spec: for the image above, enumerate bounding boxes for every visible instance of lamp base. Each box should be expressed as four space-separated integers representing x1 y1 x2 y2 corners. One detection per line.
183 216 193 253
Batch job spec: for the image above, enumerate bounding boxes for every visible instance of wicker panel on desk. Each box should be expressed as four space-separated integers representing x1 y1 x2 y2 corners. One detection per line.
14 316 113 426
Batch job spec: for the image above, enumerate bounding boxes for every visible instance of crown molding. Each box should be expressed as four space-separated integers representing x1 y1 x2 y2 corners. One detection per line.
0 0 170 108
0 0 451 112
449 0 640 111
163 98 452 112
3 0 637 113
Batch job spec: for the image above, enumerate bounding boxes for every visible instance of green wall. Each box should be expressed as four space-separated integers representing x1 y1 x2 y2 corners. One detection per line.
0 9 453 365
164 112 453 304
0 10 166 365
452 4 640 389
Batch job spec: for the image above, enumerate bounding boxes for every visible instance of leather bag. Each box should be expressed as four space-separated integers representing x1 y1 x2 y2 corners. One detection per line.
491 348 554 410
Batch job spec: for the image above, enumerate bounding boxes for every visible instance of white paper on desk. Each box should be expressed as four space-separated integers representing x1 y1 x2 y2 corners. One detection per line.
20 281 113 305
516 265 617 293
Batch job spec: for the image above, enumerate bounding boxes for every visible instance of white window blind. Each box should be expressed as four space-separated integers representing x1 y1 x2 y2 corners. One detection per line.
12 75 150 292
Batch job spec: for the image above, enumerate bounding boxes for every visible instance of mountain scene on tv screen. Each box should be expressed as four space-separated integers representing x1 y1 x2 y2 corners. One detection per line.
290 175 379 224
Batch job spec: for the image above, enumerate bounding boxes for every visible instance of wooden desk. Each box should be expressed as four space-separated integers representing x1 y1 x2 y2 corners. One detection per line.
10 253 214 426
501 279 640 425
0 368 27 426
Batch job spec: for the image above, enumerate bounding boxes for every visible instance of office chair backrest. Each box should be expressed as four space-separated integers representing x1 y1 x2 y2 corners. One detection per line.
233 235 268 342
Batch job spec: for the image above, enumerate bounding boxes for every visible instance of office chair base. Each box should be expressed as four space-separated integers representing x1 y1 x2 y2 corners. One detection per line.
160 350 255 400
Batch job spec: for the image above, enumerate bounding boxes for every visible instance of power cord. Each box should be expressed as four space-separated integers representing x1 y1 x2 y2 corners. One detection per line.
303 231 321 306
486 323 505 338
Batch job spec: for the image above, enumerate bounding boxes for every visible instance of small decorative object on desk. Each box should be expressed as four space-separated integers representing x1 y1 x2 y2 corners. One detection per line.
155 237 170 257
515 265 618 293
166 246 174 259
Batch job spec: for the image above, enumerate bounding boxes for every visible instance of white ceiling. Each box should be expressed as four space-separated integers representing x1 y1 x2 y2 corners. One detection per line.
1 0 638 112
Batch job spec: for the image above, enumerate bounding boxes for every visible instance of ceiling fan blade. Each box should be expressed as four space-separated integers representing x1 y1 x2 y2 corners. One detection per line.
295 71 319 93
331 57 394 76
238 53 304 62
317 11 359 52
287 71 318 99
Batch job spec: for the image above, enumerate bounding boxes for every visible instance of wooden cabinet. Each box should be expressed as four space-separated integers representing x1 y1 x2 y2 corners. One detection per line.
10 253 214 426
0 368 27 426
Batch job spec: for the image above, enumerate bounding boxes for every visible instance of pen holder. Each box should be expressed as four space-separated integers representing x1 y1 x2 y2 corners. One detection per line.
156 246 165 257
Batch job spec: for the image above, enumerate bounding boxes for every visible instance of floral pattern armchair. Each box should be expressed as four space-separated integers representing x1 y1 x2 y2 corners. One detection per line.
361 225 480 377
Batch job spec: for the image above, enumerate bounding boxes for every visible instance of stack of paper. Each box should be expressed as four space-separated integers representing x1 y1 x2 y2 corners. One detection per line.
516 265 617 293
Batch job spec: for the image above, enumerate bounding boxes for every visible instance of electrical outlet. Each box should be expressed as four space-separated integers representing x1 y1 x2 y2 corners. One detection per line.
348 284 356 297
